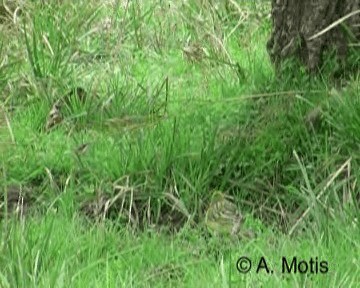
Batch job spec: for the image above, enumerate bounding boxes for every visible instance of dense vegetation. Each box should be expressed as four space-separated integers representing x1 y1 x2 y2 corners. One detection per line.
1 1 359 287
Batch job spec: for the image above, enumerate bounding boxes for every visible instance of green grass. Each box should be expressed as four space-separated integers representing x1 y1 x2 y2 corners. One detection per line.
1 0 359 287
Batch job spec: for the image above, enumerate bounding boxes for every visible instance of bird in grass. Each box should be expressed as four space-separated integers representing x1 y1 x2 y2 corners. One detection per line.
45 100 63 131
205 190 243 237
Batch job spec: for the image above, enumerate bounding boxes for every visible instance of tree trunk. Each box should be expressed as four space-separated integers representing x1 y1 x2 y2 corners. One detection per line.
267 0 360 73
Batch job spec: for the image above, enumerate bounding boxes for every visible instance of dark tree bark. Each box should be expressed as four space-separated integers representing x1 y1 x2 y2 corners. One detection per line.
267 0 360 73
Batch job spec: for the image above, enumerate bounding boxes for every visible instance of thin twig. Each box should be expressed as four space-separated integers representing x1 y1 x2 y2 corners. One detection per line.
308 10 360 41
